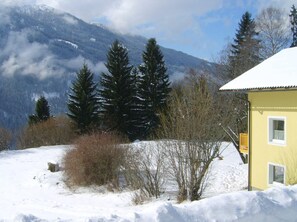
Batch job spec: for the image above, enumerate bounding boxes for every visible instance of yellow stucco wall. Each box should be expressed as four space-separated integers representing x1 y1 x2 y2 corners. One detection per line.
249 90 297 190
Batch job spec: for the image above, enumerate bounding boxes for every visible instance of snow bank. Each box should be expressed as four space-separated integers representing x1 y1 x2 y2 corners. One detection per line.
131 186 297 221
8 186 297 221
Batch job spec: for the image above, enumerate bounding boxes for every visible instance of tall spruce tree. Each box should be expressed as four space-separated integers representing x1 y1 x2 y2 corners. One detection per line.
138 38 171 139
29 96 50 125
229 11 261 78
224 12 261 163
290 5 297 47
67 64 99 134
129 67 142 140
99 40 134 138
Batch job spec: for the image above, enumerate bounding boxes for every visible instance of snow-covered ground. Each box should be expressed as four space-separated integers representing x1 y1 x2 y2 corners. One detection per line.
0 142 297 221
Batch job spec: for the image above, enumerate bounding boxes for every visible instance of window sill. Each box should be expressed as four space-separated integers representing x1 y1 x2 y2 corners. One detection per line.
268 140 286 147
269 182 285 187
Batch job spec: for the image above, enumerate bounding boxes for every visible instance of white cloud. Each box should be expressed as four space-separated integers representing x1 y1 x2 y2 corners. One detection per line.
62 15 78 25
37 0 225 37
0 30 106 79
30 0 228 59
35 0 111 21
0 0 32 5
0 0 223 41
0 7 11 25
0 30 65 79
63 56 107 74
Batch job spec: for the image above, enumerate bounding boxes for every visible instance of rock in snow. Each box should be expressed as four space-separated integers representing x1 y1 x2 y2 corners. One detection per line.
47 162 59 172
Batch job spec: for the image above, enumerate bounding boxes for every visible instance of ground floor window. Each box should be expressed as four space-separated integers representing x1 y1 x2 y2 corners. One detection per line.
268 163 285 185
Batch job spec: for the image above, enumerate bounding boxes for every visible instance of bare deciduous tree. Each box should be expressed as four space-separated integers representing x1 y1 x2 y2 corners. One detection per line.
159 75 225 201
215 45 249 163
256 7 290 59
124 143 167 199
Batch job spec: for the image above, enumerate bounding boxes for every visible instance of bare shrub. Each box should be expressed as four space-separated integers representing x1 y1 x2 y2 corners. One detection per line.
159 75 225 201
63 132 127 187
213 48 248 163
124 143 166 199
0 127 12 151
132 189 150 205
17 116 76 149
281 149 297 185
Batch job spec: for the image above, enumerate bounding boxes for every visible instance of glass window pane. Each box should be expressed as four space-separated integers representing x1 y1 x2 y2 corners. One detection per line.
273 165 284 184
273 120 284 140
273 120 284 131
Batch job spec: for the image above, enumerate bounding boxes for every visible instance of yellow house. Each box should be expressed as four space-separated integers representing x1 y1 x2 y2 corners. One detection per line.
220 47 297 191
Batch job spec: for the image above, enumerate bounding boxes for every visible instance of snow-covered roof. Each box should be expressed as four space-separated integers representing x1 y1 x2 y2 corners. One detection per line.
220 47 297 91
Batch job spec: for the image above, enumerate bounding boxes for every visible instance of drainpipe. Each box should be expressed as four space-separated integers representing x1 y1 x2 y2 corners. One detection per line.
248 100 251 191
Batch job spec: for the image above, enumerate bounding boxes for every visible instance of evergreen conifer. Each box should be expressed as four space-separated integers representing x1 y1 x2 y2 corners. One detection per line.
290 5 297 47
137 38 171 139
229 11 261 78
29 96 50 125
67 64 99 134
36 96 50 121
99 40 134 138
129 67 142 140
224 12 261 163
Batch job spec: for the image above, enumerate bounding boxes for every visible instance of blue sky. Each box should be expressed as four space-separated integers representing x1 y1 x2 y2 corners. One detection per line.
2 0 296 61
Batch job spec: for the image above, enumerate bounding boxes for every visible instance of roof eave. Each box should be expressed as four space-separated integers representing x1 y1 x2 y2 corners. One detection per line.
219 86 297 92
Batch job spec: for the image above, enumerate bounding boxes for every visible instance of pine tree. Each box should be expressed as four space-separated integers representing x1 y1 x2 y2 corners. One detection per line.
29 96 50 125
229 11 261 78
224 12 261 163
36 96 50 121
290 5 297 47
138 38 171 139
67 64 99 134
129 67 142 140
99 40 134 138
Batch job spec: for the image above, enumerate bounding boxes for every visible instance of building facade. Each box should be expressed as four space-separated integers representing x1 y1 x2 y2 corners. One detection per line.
220 48 297 190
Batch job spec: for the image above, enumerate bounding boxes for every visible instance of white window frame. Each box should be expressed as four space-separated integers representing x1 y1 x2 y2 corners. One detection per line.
268 116 286 146
267 162 286 186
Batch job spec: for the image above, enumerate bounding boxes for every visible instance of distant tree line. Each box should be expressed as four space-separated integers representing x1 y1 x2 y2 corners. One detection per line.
67 38 171 141
14 38 170 149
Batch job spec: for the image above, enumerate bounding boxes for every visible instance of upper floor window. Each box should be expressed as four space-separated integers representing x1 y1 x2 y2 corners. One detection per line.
268 117 286 145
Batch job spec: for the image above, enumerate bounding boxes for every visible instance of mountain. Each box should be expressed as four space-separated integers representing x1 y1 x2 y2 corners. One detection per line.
0 4 218 131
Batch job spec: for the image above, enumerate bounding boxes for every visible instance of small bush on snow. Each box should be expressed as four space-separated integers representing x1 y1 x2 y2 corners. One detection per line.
63 132 127 188
124 143 167 199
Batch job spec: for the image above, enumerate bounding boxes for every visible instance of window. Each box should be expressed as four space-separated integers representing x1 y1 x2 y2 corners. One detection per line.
268 163 285 185
268 117 286 145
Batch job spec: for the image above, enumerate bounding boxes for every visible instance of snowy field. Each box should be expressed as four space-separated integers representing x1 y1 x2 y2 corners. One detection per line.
0 142 297 221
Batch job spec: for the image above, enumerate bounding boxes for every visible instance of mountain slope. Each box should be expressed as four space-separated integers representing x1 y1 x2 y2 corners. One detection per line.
0 5 218 130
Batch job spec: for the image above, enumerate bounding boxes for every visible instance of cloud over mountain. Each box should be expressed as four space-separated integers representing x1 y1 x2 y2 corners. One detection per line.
1 0 295 60
0 30 63 79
